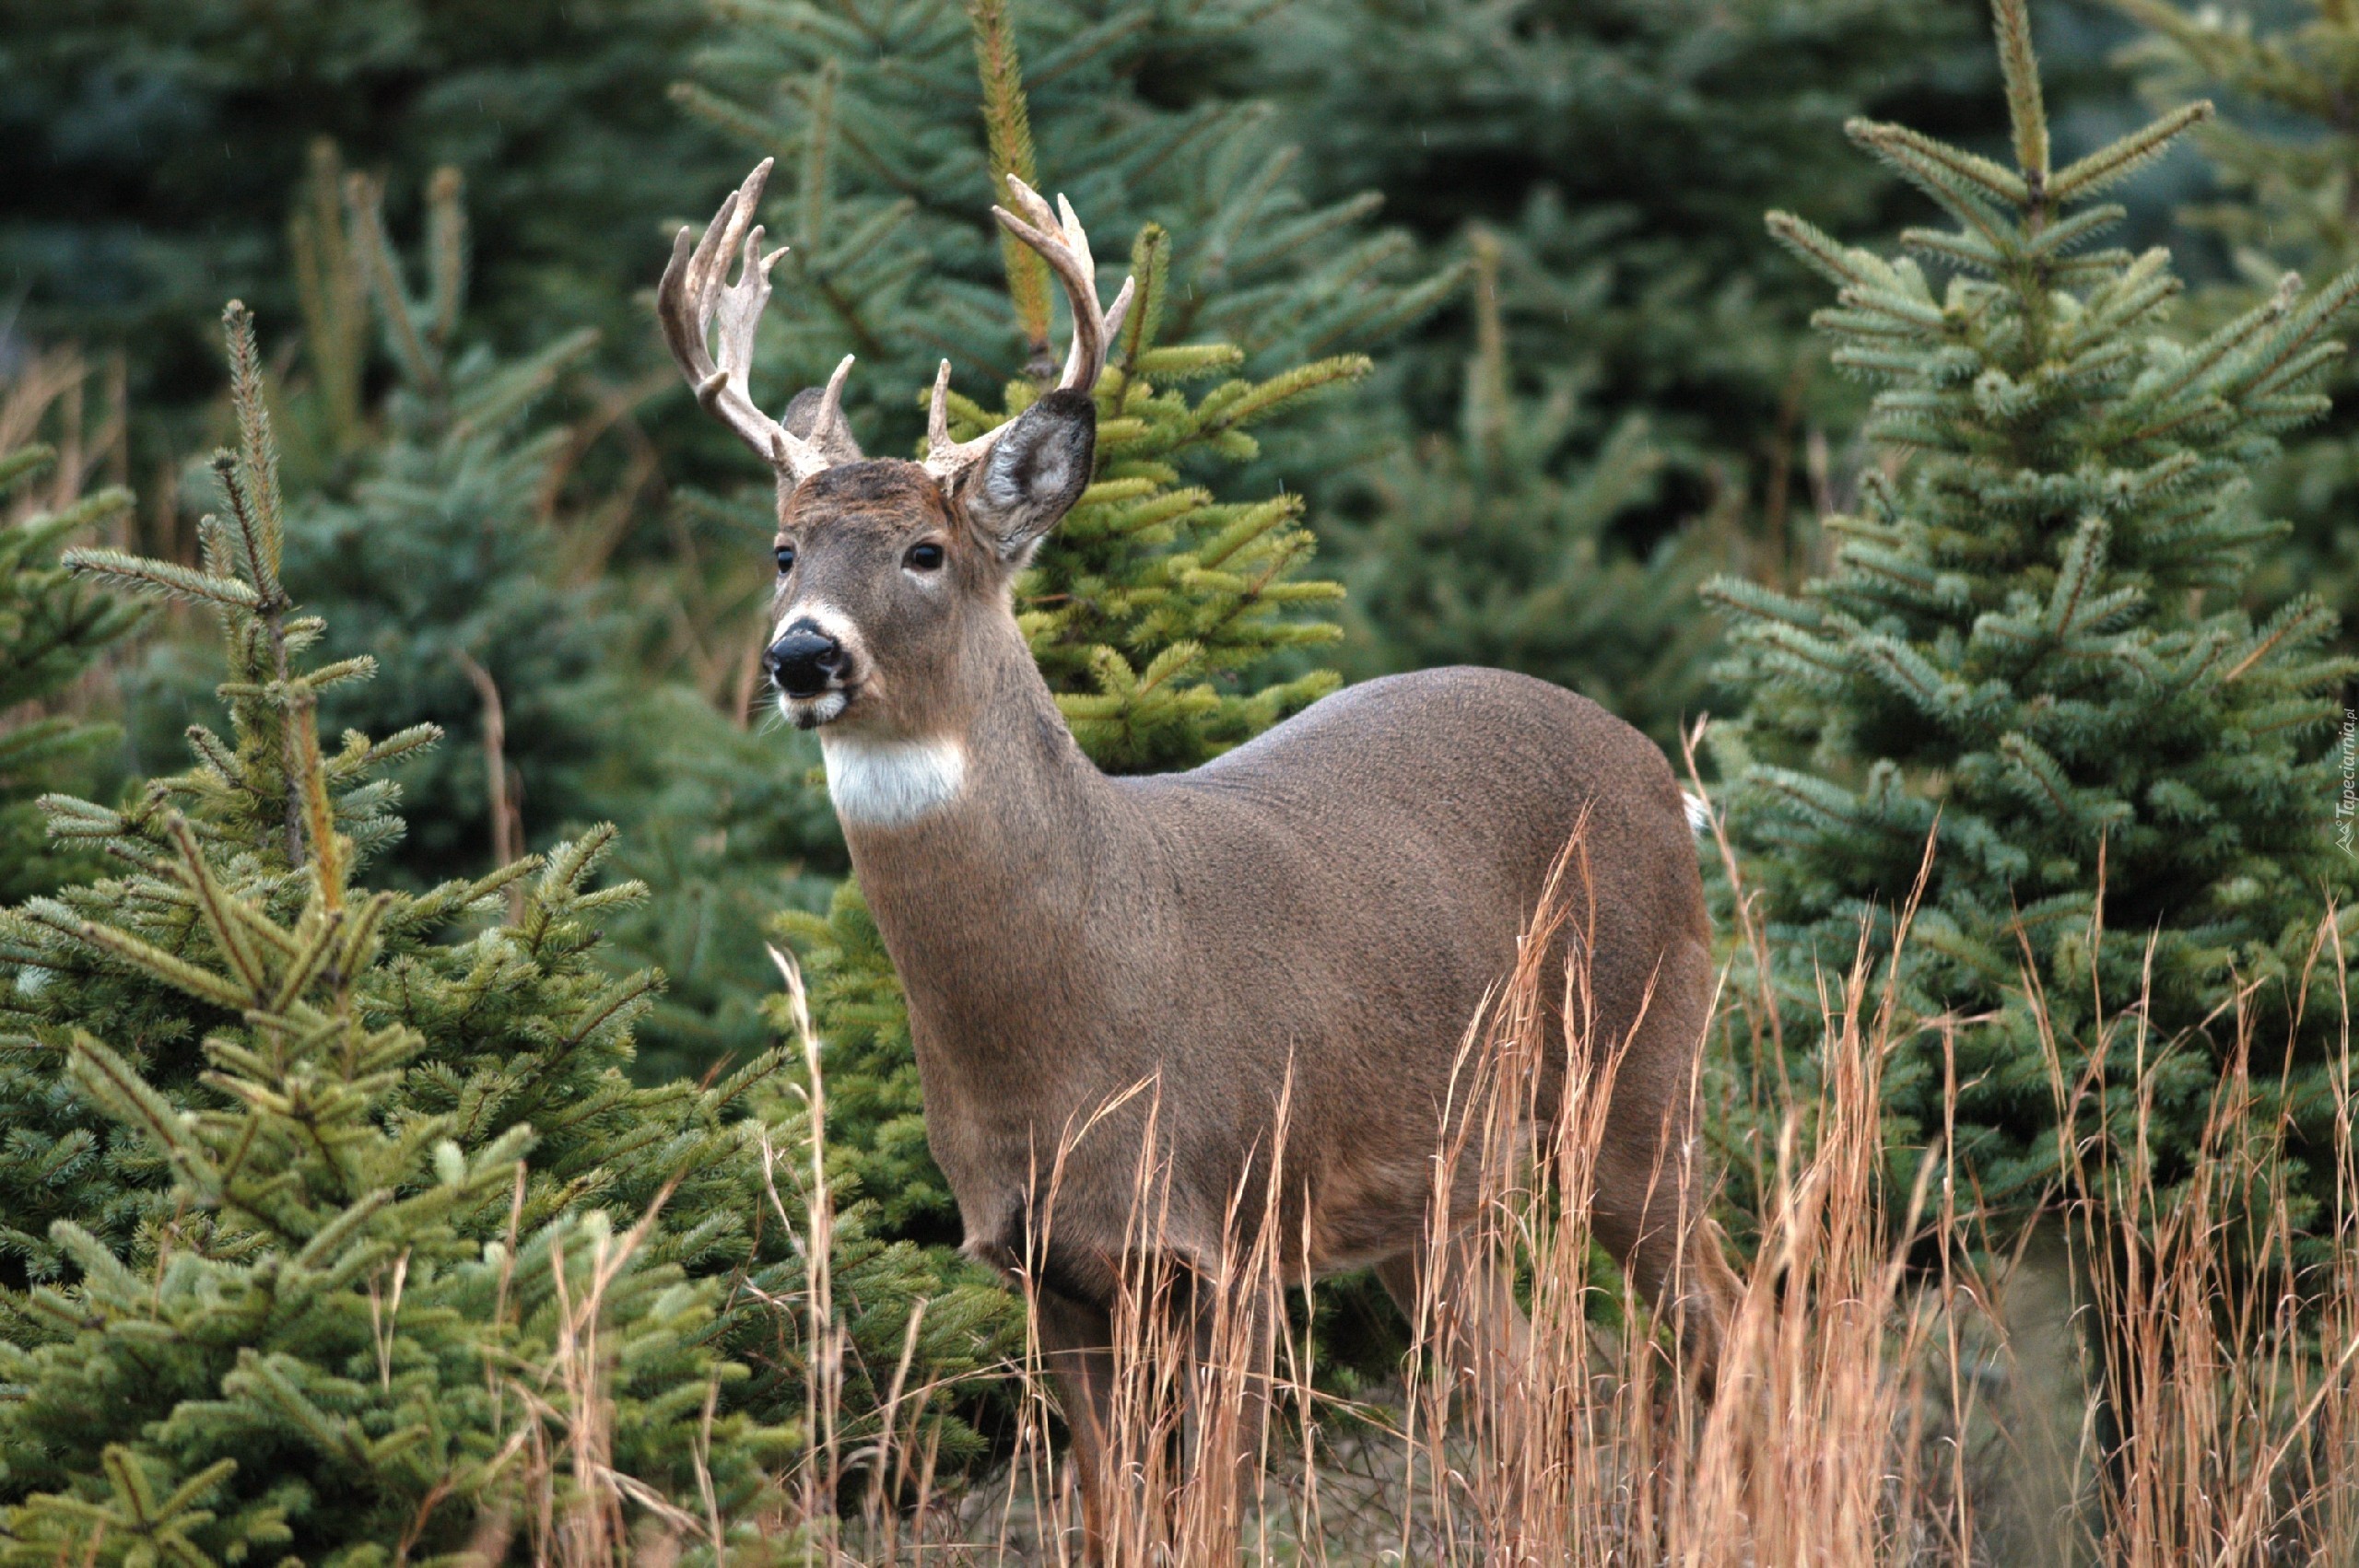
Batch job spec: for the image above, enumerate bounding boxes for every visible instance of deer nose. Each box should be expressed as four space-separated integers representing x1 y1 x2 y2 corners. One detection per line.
767 627 845 698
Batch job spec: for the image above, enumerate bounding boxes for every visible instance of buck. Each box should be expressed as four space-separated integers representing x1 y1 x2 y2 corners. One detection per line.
659 160 1737 1555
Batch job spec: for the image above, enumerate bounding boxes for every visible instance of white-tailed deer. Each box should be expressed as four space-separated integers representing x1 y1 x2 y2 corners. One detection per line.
659 161 1738 1558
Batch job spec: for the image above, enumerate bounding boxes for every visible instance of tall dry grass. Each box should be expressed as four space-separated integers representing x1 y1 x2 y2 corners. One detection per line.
539 824 2357 1566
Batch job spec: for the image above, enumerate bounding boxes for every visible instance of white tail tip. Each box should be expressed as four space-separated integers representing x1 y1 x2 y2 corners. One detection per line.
1683 790 1711 835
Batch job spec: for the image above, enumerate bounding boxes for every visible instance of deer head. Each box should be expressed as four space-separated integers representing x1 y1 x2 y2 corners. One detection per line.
657 159 1133 740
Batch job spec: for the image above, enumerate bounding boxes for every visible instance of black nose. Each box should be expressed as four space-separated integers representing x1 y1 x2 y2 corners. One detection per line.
767 627 845 698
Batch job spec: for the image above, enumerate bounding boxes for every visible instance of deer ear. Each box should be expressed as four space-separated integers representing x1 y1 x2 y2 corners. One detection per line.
960 388 1095 562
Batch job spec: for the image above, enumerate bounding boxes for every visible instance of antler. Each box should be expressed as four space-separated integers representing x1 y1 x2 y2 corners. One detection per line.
657 159 859 486
924 176 1136 485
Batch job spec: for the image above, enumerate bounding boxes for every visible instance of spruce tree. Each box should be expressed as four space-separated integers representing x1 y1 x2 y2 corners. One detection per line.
6 298 1024 1533
0 305 813 1558
1245 0 1987 711
1326 227 1723 743
210 143 850 1084
258 150 621 888
1706 0 2359 1249
674 0 1456 476
0 445 143 906
2109 0 2359 639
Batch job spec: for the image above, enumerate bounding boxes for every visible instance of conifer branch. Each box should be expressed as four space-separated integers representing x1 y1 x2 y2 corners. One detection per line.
2022 203 2130 260
1121 225 1169 370
221 303 287 596
799 62 839 253
291 692 345 910
65 1034 205 1164
165 814 269 1003
2224 601 2337 684
1989 0 2050 184
346 174 440 395
0 440 55 492
665 81 780 160
20 899 251 1010
1844 120 2029 209
290 139 366 448
2048 102 2212 204
967 0 1050 367
59 548 262 610
425 168 466 350
1766 212 1872 288
2233 264 2359 404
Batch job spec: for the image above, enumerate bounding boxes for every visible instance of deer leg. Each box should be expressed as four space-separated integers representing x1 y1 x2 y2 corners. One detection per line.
1377 1232 1532 1457
1031 1287 1120 1565
1180 1273 1277 1529
1585 1023 1741 1393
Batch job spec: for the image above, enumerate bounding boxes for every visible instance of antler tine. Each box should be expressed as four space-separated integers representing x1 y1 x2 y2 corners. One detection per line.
804 354 859 457
993 177 1134 395
1047 191 1135 388
924 179 1133 485
922 357 996 480
927 358 957 458
655 159 844 485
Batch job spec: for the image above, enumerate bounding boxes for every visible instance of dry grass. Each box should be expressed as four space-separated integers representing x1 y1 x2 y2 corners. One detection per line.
536 821 2359 1566
1 345 129 525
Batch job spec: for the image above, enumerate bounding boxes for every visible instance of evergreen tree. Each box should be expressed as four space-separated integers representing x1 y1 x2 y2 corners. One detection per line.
270 154 622 888
6 298 1022 1528
0 444 143 905
2109 0 2359 637
1706 0 2359 1252
0 301 820 1556
0 0 731 460
674 0 1457 475
1326 227 1724 743
176 142 850 1084
1246 0 1990 703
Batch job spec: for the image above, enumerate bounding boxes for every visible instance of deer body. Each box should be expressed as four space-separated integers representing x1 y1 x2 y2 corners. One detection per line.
836 644 1712 1300
656 161 1732 1561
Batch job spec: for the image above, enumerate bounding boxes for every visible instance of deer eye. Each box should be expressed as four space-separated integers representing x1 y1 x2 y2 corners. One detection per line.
774 544 795 574
904 542 945 572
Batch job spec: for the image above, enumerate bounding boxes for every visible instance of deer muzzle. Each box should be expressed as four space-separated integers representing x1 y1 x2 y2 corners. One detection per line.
768 624 847 700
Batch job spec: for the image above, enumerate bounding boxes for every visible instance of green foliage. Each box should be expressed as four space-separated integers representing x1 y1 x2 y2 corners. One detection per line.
179 142 849 1085
0 306 1009 1537
778 882 945 1240
1707 1 2359 1245
0 0 729 456
1249 0 1987 708
268 154 619 887
1326 228 1723 742
0 305 815 1559
676 0 1454 468
1012 223 1357 768
0 448 144 904
2110 0 2359 635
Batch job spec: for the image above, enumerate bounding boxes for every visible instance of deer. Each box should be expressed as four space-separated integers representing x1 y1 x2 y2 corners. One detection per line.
657 159 1740 1559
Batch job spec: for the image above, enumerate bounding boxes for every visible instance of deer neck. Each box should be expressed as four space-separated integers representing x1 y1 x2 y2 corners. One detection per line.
819 616 1125 1002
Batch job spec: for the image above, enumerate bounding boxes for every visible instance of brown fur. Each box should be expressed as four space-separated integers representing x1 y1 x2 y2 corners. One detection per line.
769 455 1733 1559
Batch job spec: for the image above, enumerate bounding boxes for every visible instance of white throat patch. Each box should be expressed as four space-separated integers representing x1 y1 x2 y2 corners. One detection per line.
819 734 968 828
